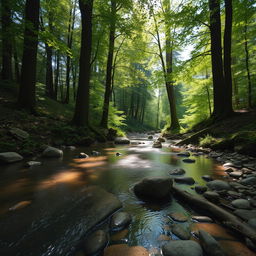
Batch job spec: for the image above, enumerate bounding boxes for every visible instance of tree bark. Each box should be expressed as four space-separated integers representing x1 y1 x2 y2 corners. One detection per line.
223 0 234 115
54 52 60 100
209 0 226 119
45 44 54 98
72 0 94 126
100 0 117 128
18 0 40 112
1 0 13 81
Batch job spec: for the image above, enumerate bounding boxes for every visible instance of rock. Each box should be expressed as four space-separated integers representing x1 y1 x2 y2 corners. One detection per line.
227 191 241 199
240 177 256 186
229 171 243 178
224 168 234 173
248 218 256 230
206 180 230 191
182 158 196 163
25 161 42 167
231 199 251 209
168 212 188 222
104 245 149 256
83 230 108 255
171 224 190 240
115 137 130 145
246 238 256 252
202 175 213 182
177 152 190 157
148 135 153 140
157 137 166 142
195 186 207 194
0 152 23 163
192 216 213 223
152 141 162 148
91 151 100 156
233 209 256 221
78 152 89 159
134 177 173 201
66 146 76 150
42 146 63 158
9 201 31 211
169 168 186 175
162 240 203 256
116 152 122 156
110 212 132 231
9 127 29 140
198 230 225 256
203 191 219 202
174 177 195 185
157 234 171 241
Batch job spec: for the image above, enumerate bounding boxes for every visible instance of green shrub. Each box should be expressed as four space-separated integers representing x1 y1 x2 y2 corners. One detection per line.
199 134 219 148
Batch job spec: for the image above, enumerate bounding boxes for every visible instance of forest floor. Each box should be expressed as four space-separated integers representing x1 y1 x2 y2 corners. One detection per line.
0 87 98 157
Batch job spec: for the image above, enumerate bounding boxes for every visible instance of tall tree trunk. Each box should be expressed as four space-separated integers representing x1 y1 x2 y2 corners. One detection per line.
18 0 40 112
54 52 60 100
1 0 13 81
223 0 234 115
100 0 117 128
231 57 239 108
72 0 94 126
208 0 226 119
71 61 77 101
244 23 252 109
13 39 20 83
45 44 54 98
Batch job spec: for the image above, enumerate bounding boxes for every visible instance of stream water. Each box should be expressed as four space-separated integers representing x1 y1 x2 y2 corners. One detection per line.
0 134 252 256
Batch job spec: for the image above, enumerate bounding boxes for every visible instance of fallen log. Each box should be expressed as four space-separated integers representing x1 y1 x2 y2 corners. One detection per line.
172 186 256 244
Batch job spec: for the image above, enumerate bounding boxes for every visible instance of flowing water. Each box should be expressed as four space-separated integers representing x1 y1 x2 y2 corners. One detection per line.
0 134 250 256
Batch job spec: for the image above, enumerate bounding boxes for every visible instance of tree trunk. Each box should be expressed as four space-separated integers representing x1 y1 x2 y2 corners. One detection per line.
100 0 117 128
72 0 94 126
45 44 54 98
13 39 20 83
209 0 226 119
223 0 234 115
54 52 60 100
1 0 13 81
18 0 40 112
244 23 252 109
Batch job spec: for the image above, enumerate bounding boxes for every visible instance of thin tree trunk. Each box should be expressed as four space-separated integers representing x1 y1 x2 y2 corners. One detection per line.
208 0 226 119
231 57 239 108
54 52 60 100
223 0 234 115
1 0 13 81
13 39 20 83
18 0 40 112
244 23 252 109
73 0 94 126
71 61 77 101
45 44 54 98
100 0 117 128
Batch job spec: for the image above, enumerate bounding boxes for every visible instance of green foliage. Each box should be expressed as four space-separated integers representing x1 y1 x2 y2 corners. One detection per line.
199 134 219 148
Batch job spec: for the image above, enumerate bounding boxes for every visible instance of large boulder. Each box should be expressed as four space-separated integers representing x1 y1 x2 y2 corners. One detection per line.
152 141 162 148
206 180 230 191
198 230 225 256
134 177 173 201
114 137 130 145
83 230 108 255
42 146 63 158
110 212 132 231
162 240 203 256
0 152 23 163
9 127 29 140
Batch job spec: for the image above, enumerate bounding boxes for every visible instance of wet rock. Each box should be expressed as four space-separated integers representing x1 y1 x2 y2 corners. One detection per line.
9 127 29 140
231 199 251 209
182 158 196 163
198 230 225 256
240 177 256 186
162 240 203 256
206 180 230 191
233 209 256 221
245 238 256 252
152 141 162 148
42 146 63 158
177 152 190 157
9 201 31 211
174 177 195 185
110 212 132 231
195 186 207 194
157 137 166 142
91 151 100 156
134 177 173 201
203 191 219 202
115 137 130 145
168 212 188 222
247 218 256 230
241 168 253 174
192 216 213 223
116 152 122 156
104 245 149 256
224 168 234 173
78 152 89 159
25 161 42 167
169 168 186 175
83 230 108 255
171 224 190 240
157 234 171 241
66 146 76 150
227 191 242 199
229 171 243 178
202 175 213 182
148 135 153 140
111 229 128 241
0 152 23 163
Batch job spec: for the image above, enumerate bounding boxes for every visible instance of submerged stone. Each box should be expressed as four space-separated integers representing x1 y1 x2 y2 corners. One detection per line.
168 212 188 222
110 212 132 231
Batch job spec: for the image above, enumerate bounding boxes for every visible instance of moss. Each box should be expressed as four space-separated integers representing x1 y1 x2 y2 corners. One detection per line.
199 134 220 148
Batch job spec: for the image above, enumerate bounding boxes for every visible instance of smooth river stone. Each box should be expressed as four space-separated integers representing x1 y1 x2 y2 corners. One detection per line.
171 224 190 240
42 146 63 158
231 199 251 209
0 152 23 163
169 168 186 175
110 212 131 231
104 244 149 256
192 216 213 223
168 212 188 222
206 180 230 191
174 177 195 185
